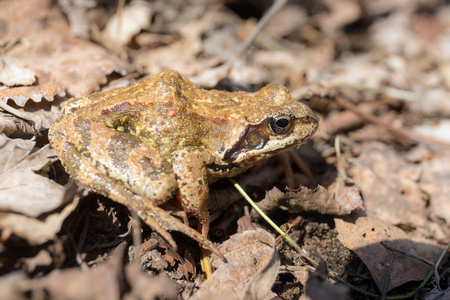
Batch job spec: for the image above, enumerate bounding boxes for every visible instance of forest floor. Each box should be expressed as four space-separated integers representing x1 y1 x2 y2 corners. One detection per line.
1 0 449 299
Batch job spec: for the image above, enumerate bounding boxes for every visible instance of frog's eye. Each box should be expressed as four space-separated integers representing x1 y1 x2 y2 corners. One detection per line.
269 115 292 134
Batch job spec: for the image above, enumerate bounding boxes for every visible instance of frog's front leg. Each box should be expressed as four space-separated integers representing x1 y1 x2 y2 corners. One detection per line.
171 148 211 237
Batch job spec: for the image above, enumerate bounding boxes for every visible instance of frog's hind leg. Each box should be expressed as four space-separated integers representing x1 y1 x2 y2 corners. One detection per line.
50 135 179 248
50 116 223 259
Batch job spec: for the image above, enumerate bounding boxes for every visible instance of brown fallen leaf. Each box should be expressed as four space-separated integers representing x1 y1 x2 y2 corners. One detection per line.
335 212 443 295
0 57 36 87
57 0 96 38
0 110 39 138
412 88 450 117
134 8 229 77
350 142 426 228
316 0 361 37
98 0 152 51
1 243 178 300
413 119 450 143
0 191 79 245
264 4 307 38
422 287 450 300
191 229 280 300
251 183 361 219
0 136 64 216
419 149 450 225
0 271 29 300
1 0 129 107
0 135 81 244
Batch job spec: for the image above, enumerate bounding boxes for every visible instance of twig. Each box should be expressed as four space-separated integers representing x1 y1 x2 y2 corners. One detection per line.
334 96 450 148
224 0 287 75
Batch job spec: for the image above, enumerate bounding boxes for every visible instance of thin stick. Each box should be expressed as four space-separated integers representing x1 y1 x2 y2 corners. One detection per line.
224 0 287 75
334 96 450 148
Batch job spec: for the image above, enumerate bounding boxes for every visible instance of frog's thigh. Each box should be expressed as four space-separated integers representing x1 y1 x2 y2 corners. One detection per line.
171 148 210 225
54 115 177 204
54 137 181 248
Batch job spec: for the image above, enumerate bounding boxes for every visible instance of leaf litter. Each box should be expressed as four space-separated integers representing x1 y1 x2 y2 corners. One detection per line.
0 0 449 299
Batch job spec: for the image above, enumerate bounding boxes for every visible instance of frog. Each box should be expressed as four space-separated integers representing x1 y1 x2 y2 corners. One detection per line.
48 70 319 259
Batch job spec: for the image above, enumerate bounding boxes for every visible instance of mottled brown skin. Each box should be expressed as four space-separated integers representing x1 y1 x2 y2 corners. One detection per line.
49 70 319 258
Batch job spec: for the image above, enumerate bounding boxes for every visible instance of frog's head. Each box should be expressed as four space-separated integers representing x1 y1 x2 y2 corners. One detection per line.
213 84 319 166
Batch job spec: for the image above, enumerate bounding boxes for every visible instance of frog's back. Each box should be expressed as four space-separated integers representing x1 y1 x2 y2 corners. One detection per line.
57 70 315 159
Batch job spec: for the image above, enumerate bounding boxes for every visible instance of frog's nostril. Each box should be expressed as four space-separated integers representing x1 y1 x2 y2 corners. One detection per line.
301 116 311 123
301 115 317 123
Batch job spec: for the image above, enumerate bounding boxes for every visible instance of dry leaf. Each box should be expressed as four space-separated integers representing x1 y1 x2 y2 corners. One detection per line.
0 136 64 216
0 135 80 244
0 193 79 245
335 212 442 294
31 260 121 299
316 0 361 35
350 142 426 228
0 57 36 87
1 243 177 299
0 271 29 300
0 85 65 107
264 5 307 38
57 0 97 38
326 176 364 214
1 0 129 106
192 229 279 300
423 287 450 300
321 55 390 90
0 111 36 137
252 184 361 218
134 8 246 82
100 0 152 51
134 13 209 76
419 150 450 224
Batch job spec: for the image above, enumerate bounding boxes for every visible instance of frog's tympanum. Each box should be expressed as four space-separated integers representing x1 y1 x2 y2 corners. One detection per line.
49 70 319 258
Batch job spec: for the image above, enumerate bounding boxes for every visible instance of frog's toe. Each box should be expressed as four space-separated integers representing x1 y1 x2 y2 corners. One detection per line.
134 207 178 249
140 204 225 260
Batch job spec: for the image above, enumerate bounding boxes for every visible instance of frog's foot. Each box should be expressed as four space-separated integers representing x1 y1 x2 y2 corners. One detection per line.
133 200 225 260
117 187 224 260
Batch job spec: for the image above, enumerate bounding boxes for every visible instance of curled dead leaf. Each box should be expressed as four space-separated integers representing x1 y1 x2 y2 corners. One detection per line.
252 184 361 219
192 229 279 300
